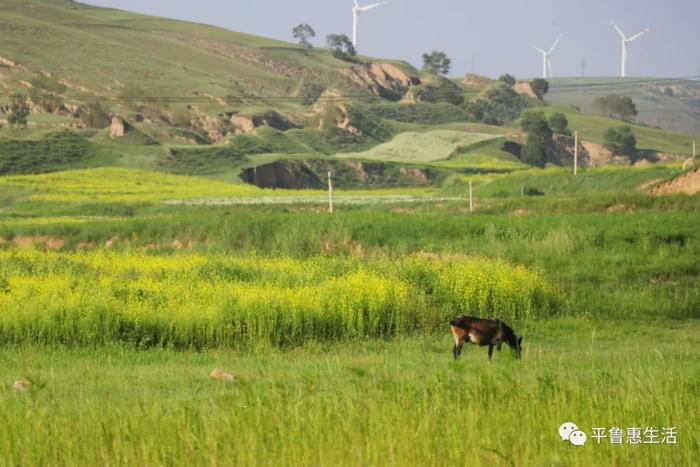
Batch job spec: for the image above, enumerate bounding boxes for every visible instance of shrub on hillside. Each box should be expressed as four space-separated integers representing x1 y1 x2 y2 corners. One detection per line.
498 74 516 87
473 83 529 125
411 78 464 106
326 34 356 61
603 125 637 155
594 95 638 121
519 111 552 168
520 110 547 132
293 24 316 55
8 94 29 126
422 51 452 75
530 78 550 99
549 112 570 135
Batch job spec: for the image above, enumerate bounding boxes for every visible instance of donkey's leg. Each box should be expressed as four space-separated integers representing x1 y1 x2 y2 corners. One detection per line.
453 342 465 359
488 344 494 360
451 325 467 360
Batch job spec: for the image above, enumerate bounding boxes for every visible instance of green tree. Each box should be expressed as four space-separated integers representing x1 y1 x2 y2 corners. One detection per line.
464 101 484 122
530 78 550 99
293 24 316 55
421 51 451 75
498 74 516 87
474 83 529 125
603 125 637 155
519 112 552 168
549 112 570 134
521 134 548 168
326 34 356 61
412 79 464 106
594 95 638 120
520 110 547 132
8 93 30 126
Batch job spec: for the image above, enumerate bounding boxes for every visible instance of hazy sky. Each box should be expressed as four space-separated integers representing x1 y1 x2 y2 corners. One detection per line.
81 0 700 79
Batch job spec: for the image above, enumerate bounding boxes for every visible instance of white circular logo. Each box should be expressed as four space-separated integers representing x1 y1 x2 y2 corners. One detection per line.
559 422 579 441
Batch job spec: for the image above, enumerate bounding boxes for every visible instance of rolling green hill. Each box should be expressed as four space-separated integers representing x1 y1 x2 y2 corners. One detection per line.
0 0 698 189
547 77 700 136
532 105 697 155
0 0 378 104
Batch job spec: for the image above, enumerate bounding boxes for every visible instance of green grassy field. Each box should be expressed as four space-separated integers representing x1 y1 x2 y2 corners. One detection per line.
547 77 700 136
434 138 526 171
1 156 699 466
532 105 698 155
2 321 698 466
0 0 364 105
338 130 501 163
470 165 683 198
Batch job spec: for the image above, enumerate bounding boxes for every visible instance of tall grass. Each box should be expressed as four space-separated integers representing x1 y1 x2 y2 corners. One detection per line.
2 322 698 466
0 251 562 348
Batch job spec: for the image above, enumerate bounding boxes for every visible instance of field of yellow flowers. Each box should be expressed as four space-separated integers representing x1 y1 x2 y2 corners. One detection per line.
0 250 562 348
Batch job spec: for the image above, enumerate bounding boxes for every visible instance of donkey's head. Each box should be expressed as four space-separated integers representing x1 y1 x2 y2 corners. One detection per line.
506 331 523 359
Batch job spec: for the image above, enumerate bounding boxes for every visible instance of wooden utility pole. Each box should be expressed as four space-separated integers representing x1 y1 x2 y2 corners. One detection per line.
328 171 334 214
469 181 473 214
574 130 579 176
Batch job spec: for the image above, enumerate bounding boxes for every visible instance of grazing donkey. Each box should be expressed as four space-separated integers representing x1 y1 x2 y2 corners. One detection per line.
450 316 522 360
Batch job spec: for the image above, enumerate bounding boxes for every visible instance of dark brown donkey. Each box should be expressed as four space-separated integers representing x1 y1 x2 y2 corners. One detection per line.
450 316 523 360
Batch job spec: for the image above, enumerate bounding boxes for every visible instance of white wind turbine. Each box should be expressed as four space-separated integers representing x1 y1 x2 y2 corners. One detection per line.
534 34 562 79
611 20 651 78
352 0 388 53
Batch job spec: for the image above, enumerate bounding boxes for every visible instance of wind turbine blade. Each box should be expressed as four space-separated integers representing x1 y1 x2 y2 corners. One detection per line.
358 1 386 12
353 0 359 8
534 46 547 55
548 34 562 54
611 20 626 39
627 28 651 42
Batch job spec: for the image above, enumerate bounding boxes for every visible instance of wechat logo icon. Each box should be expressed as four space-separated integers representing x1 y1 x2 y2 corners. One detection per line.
560 422 587 446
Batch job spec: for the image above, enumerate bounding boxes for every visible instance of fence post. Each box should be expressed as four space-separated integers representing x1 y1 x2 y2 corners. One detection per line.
469 181 473 214
574 130 579 176
328 171 333 214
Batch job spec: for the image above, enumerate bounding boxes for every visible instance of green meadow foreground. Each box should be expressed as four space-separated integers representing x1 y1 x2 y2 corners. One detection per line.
2 323 699 466
0 166 699 466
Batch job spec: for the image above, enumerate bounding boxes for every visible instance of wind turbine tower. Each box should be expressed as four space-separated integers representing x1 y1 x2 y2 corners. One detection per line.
611 21 651 78
352 0 387 53
534 35 562 79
